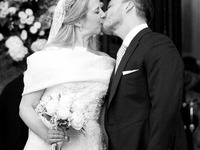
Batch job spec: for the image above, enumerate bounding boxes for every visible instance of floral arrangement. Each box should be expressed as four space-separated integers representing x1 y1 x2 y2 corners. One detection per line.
35 92 86 132
0 0 57 61
0 0 57 93
35 92 86 149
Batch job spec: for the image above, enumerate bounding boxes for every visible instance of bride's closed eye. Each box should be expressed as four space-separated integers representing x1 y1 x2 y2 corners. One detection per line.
94 7 100 14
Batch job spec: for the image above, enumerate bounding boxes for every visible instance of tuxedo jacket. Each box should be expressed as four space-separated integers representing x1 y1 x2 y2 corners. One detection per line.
0 74 28 150
104 28 188 150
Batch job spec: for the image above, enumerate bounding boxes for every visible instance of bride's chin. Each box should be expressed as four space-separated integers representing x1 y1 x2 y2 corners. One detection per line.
102 26 113 35
95 27 101 35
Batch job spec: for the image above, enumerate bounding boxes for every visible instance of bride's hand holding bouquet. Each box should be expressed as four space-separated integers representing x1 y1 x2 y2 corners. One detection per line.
44 126 66 150
35 93 86 150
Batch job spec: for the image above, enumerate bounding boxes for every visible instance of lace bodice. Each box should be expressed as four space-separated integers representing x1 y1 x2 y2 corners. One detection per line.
41 81 108 123
34 82 108 150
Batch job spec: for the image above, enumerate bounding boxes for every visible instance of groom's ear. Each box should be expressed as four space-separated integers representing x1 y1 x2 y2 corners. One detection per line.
125 1 134 13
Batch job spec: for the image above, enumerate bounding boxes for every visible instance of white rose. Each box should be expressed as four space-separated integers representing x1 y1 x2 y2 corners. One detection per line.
57 106 71 120
8 46 28 61
21 30 28 40
39 30 45 36
59 94 74 107
26 16 35 25
25 8 33 16
0 33 4 41
8 7 17 15
20 18 27 24
0 1 9 9
31 39 47 52
5 36 23 49
34 22 41 29
19 23 25 29
71 112 85 130
18 11 27 19
0 9 9 18
0 2 9 16
30 26 38 34
45 99 59 116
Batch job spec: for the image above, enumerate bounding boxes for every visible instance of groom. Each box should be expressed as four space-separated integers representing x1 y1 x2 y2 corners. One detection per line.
102 0 188 149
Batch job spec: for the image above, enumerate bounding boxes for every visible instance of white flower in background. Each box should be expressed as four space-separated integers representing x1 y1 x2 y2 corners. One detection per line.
30 26 38 34
18 9 35 25
34 22 42 29
18 11 27 19
45 99 59 116
71 112 85 130
5 36 23 49
39 30 45 36
38 14 52 30
25 9 34 25
19 23 25 29
31 39 47 52
21 30 28 40
8 7 17 15
20 18 27 24
5 36 28 61
26 15 35 25
0 1 8 9
8 46 28 61
0 0 56 64
0 1 9 18
25 8 33 16
0 9 9 18
0 33 4 41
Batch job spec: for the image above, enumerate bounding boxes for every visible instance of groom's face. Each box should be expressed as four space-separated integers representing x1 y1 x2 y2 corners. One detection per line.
102 0 124 35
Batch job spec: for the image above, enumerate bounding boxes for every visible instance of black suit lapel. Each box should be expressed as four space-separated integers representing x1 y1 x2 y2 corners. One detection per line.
107 28 151 108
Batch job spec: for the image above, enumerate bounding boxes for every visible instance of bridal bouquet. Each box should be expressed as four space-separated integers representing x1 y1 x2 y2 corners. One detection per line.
35 93 86 149
35 93 86 131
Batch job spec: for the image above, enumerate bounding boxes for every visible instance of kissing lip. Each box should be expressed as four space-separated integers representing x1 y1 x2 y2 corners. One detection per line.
100 18 106 24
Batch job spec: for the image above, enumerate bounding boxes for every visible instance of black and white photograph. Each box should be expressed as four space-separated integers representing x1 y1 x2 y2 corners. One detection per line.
0 0 199 150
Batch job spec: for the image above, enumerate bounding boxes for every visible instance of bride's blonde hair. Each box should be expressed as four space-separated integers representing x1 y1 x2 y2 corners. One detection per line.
46 0 98 50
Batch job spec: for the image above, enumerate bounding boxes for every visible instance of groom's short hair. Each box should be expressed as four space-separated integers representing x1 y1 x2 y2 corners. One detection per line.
123 0 154 25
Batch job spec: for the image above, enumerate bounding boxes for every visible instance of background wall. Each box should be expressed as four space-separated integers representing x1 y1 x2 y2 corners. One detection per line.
182 0 200 59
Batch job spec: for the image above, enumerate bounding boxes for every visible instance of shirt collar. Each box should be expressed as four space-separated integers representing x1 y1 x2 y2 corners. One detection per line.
123 23 148 47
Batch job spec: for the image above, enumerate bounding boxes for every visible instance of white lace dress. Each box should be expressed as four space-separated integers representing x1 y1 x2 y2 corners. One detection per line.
22 46 115 150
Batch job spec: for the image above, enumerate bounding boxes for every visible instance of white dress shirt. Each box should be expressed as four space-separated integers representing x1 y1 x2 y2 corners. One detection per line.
123 23 148 47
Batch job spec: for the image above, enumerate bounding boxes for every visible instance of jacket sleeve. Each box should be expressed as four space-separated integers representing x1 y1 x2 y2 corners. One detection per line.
145 34 184 150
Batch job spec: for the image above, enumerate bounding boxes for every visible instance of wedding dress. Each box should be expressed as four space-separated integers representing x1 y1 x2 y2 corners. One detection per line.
22 46 115 150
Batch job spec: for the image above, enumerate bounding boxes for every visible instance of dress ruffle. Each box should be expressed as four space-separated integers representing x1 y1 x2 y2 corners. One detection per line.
22 46 115 95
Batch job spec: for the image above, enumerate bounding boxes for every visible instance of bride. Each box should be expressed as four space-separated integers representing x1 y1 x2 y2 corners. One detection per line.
19 0 115 149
